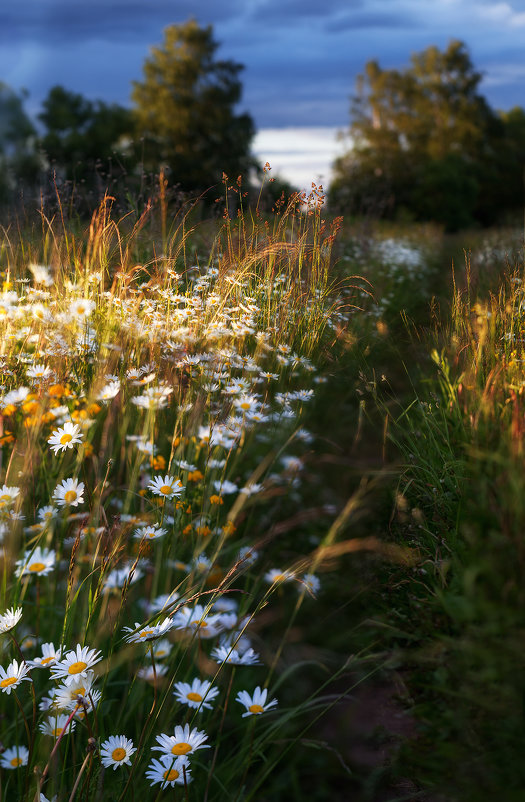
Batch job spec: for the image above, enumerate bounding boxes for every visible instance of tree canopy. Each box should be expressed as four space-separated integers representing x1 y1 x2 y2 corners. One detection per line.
131 19 256 194
329 40 524 229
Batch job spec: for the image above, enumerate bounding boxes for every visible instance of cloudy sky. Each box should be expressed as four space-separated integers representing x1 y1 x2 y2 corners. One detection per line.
1 0 524 189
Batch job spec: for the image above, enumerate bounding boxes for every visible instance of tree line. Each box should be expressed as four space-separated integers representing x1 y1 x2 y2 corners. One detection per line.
0 20 260 214
1 29 524 229
329 39 525 230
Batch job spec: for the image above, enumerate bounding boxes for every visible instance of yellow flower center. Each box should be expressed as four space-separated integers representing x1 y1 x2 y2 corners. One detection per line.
52 727 64 737
29 562 46 572
139 630 154 638
76 306 85 315
112 747 126 761
40 656 54 666
240 402 251 410
159 484 173 495
249 704 264 714
0 494 11 502
10 757 22 767
163 769 179 782
60 433 73 445
171 742 191 755
0 676 17 688
68 660 87 675
186 691 202 702
64 490 77 503
195 619 207 628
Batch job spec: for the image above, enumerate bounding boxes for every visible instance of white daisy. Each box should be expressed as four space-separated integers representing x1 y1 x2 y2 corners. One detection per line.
211 645 261 666
0 606 22 633
236 686 278 717
47 421 83 454
152 724 209 758
26 642 63 669
16 546 55 578
0 659 32 694
133 523 168 541
40 713 77 738
145 755 191 788
100 735 136 770
0 484 20 508
53 477 85 507
50 644 102 686
148 475 184 499
0 745 29 769
172 677 219 710
122 618 174 644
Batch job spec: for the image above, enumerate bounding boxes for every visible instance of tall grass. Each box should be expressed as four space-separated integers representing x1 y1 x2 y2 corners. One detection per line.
0 184 367 801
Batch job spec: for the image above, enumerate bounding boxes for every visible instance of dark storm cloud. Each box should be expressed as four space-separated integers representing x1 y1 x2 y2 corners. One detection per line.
0 0 524 128
0 0 244 44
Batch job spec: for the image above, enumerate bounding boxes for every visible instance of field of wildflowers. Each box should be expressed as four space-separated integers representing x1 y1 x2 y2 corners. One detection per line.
0 184 375 801
0 173 523 801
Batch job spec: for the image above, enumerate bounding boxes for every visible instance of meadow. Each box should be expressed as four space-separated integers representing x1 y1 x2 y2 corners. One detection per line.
0 177 523 801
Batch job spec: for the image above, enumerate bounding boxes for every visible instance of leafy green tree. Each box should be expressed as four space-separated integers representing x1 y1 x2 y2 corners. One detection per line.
39 86 133 190
0 82 41 203
329 40 517 229
131 19 256 194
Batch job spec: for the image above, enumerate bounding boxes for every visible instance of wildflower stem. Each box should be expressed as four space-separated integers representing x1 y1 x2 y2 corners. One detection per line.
203 665 236 802
117 646 157 802
35 707 78 798
67 750 91 802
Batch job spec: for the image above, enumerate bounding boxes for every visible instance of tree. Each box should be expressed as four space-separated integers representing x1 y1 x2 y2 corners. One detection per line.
329 41 515 229
131 20 256 194
0 82 41 203
39 86 133 193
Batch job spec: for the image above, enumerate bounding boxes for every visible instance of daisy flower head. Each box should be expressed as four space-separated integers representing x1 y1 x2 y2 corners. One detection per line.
0 745 29 769
148 475 184 499
16 546 55 578
100 735 136 770
172 604 224 639
50 644 102 686
27 363 54 382
123 617 174 644
211 645 261 666
70 297 95 318
300 573 321 596
173 677 219 710
26 642 63 669
236 686 278 717
53 477 85 507
54 670 98 712
152 638 172 660
40 713 77 738
263 568 296 585
0 606 22 634
152 724 209 758
29 262 53 286
48 421 83 454
146 755 191 789
0 484 20 508
0 659 32 694
133 523 168 541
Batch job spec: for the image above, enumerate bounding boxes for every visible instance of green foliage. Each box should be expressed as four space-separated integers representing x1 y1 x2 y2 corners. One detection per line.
0 82 41 203
330 40 525 229
131 19 256 194
38 86 134 196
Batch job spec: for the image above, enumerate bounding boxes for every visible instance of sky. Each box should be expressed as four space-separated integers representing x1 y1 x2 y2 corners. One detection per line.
1 0 525 190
